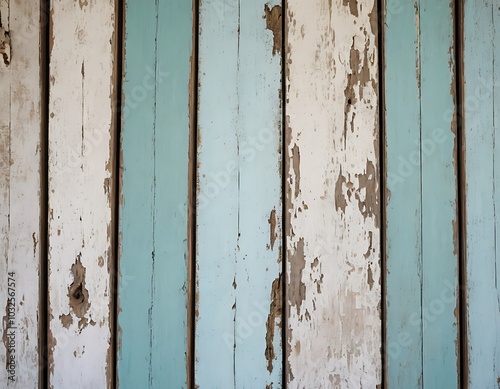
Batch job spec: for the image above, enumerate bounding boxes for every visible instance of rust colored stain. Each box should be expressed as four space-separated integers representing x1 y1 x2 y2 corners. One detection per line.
264 5 282 56
68 255 90 319
265 277 282 373
268 209 277 250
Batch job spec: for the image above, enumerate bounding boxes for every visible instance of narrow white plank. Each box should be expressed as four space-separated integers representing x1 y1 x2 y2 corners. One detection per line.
47 0 117 387
285 1 381 387
0 1 42 387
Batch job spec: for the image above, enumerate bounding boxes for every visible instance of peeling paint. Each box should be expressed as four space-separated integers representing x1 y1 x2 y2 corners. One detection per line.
0 27 10 66
264 5 282 56
291 144 301 199
265 277 282 373
268 209 277 250
288 238 306 315
355 160 380 227
79 0 89 10
343 0 359 17
335 167 348 213
367 264 374 290
59 314 73 329
68 255 90 319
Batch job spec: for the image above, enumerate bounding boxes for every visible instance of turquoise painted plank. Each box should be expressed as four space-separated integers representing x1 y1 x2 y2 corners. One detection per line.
384 1 423 386
118 1 193 387
463 1 500 387
420 1 459 387
196 0 283 387
385 1 459 387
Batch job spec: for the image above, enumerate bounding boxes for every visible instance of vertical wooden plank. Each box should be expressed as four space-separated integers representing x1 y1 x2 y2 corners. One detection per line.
117 0 193 387
47 0 117 387
0 1 42 387
285 1 381 387
420 2 459 387
384 0 423 386
385 0 459 387
463 1 500 386
196 0 283 386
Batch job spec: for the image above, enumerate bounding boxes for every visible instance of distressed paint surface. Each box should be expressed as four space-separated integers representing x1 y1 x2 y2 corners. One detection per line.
0 1 42 387
463 1 500 387
117 0 193 387
47 0 117 387
385 1 459 387
285 1 381 387
384 1 422 386
196 0 283 386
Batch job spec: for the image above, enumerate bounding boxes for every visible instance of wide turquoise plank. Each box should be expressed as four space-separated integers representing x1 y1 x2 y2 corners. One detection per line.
420 1 459 387
118 1 193 387
384 1 423 386
463 1 500 387
196 0 283 387
385 1 459 387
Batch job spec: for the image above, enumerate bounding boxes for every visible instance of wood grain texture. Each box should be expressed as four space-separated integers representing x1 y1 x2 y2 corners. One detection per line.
285 1 381 387
0 1 42 387
384 1 423 386
463 1 500 387
195 0 283 386
419 2 459 387
47 0 117 387
385 1 459 387
117 0 193 387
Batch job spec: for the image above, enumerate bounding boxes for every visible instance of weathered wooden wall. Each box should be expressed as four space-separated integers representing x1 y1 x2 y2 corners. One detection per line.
195 0 283 387
1 1 500 388
0 1 42 387
47 0 118 386
385 0 460 387
285 1 381 387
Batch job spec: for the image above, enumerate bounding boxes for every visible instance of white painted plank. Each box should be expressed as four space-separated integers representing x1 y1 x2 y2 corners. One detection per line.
0 1 42 387
285 1 381 387
47 0 117 387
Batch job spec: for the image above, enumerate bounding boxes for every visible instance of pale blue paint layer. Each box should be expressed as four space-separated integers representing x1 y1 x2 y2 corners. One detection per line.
386 1 459 387
196 0 283 387
118 1 192 387
464 1 500 387
385 1 423 387
420 1 459 387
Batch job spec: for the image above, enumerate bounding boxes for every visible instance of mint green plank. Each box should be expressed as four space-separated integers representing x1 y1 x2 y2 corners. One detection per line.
385 1 423 386
196 0 283 387
118 1 192 387
385 1 459 387
463 1 500 387
420 1 459 387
